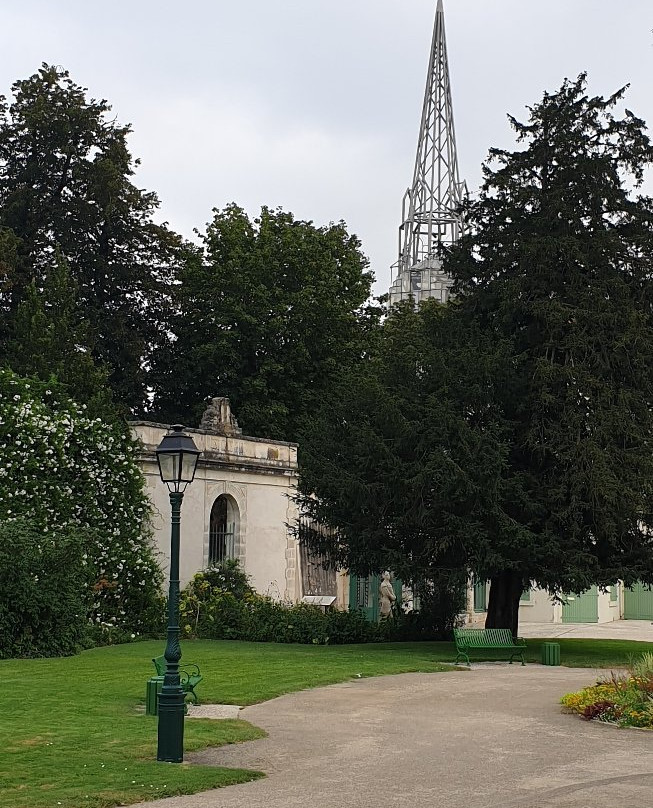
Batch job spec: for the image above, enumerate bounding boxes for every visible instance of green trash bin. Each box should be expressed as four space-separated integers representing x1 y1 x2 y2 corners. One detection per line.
145 676 164 715
541 642 561 666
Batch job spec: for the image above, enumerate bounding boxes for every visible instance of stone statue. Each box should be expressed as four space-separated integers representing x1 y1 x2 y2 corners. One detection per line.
379 571 396 620
199 397 242 436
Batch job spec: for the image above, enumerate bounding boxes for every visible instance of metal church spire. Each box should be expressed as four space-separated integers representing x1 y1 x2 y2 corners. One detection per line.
389 0 465 305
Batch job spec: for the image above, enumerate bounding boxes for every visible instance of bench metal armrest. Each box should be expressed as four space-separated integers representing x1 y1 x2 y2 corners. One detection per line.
179 663 201 676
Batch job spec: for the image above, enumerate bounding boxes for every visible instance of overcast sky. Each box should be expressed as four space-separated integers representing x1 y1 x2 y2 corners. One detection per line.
1 1 652 295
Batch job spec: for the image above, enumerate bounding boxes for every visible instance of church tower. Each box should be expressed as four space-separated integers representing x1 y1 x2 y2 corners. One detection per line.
389 0 465 305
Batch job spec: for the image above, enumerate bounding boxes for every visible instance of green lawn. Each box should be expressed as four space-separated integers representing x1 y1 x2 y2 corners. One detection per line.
2 636 652 808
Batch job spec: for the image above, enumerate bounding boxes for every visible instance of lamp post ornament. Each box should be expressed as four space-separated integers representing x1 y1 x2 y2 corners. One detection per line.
154 424 201 763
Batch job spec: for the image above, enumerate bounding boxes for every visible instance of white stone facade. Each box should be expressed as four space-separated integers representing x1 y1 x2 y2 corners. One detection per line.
131 420 301 600
388 257 453 307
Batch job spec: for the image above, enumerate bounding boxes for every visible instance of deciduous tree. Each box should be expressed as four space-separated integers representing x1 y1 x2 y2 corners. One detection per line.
0 64 185 411
150 204 378 440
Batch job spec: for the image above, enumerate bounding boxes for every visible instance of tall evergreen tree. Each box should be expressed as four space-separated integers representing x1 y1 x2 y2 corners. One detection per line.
0 64 185 411
0 225 20 346
150 204 378 440
298 76 653 637
446 75 653 633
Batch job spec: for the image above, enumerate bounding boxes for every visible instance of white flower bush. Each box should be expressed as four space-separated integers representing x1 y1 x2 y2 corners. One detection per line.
0 369 162 638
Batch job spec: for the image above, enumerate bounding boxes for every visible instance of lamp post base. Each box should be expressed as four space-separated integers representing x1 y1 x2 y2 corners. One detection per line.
157 689 186 762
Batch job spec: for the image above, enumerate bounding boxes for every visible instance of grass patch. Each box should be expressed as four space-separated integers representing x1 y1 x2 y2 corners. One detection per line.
3 636 652 808
523 638 653 668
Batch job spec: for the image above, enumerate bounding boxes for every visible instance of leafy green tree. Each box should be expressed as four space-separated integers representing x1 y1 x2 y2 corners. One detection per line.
150 204 378 440
445 75 653 633
0 64 185 411
5 253 115 418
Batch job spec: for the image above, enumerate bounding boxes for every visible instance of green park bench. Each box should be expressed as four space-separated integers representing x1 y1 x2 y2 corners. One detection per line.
453 628 527 667
152 655 203 703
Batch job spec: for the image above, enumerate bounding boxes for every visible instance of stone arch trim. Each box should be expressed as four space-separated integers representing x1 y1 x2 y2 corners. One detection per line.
204 482 247 568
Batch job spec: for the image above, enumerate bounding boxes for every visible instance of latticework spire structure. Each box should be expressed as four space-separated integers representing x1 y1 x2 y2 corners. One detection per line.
389 0 465 305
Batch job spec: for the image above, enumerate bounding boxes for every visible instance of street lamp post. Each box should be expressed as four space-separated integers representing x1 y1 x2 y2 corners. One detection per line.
154 424 201 763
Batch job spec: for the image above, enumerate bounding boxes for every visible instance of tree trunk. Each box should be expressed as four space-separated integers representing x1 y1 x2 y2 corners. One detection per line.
485 570 523 638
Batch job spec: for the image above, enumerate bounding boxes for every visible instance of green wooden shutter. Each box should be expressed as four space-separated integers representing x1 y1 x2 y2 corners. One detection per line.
349 574 379 621
562 587 598 623
624 583 653 619
473 579 487 612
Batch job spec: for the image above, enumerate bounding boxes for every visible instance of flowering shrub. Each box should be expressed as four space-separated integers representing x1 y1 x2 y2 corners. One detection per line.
561 658 653 729
0 369 162 646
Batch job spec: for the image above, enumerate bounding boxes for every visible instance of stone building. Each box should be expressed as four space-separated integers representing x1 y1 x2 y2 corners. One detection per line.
131 398 346 608
131 398 299 599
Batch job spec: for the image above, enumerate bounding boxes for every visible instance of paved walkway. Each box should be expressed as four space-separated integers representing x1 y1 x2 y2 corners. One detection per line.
135 664 653 808
519 619 653 641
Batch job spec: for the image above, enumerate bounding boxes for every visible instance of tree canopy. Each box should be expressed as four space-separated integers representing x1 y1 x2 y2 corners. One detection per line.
5 253 115 419
0 64 186 412
297 301 509 593
448 75 653 631
150 204 378 440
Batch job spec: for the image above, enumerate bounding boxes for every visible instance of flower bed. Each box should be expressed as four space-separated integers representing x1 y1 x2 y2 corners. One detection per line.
561 653 653 729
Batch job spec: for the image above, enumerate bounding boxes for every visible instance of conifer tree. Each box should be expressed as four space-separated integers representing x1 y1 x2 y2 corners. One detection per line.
447 75 653 633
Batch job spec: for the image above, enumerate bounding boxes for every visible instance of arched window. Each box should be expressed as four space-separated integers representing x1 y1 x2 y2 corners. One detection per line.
209 495 238 565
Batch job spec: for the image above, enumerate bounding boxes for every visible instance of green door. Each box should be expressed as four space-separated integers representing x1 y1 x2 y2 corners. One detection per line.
349 574 403 621
562 587 598 623
349 574 379 622
473 579 488 613
624 582 653 620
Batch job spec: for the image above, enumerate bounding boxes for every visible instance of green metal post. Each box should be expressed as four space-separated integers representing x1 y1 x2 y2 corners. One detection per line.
157 491 186 762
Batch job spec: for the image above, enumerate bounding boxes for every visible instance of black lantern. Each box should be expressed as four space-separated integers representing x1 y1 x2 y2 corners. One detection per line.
155 424 200 493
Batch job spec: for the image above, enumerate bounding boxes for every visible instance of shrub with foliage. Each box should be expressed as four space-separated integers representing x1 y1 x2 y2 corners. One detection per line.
561 654 653 729
180 562 393 645
0 369 162 644
0 520 93 658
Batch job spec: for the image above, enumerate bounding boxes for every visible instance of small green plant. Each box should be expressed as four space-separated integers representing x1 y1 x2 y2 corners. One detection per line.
630 651 653 679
